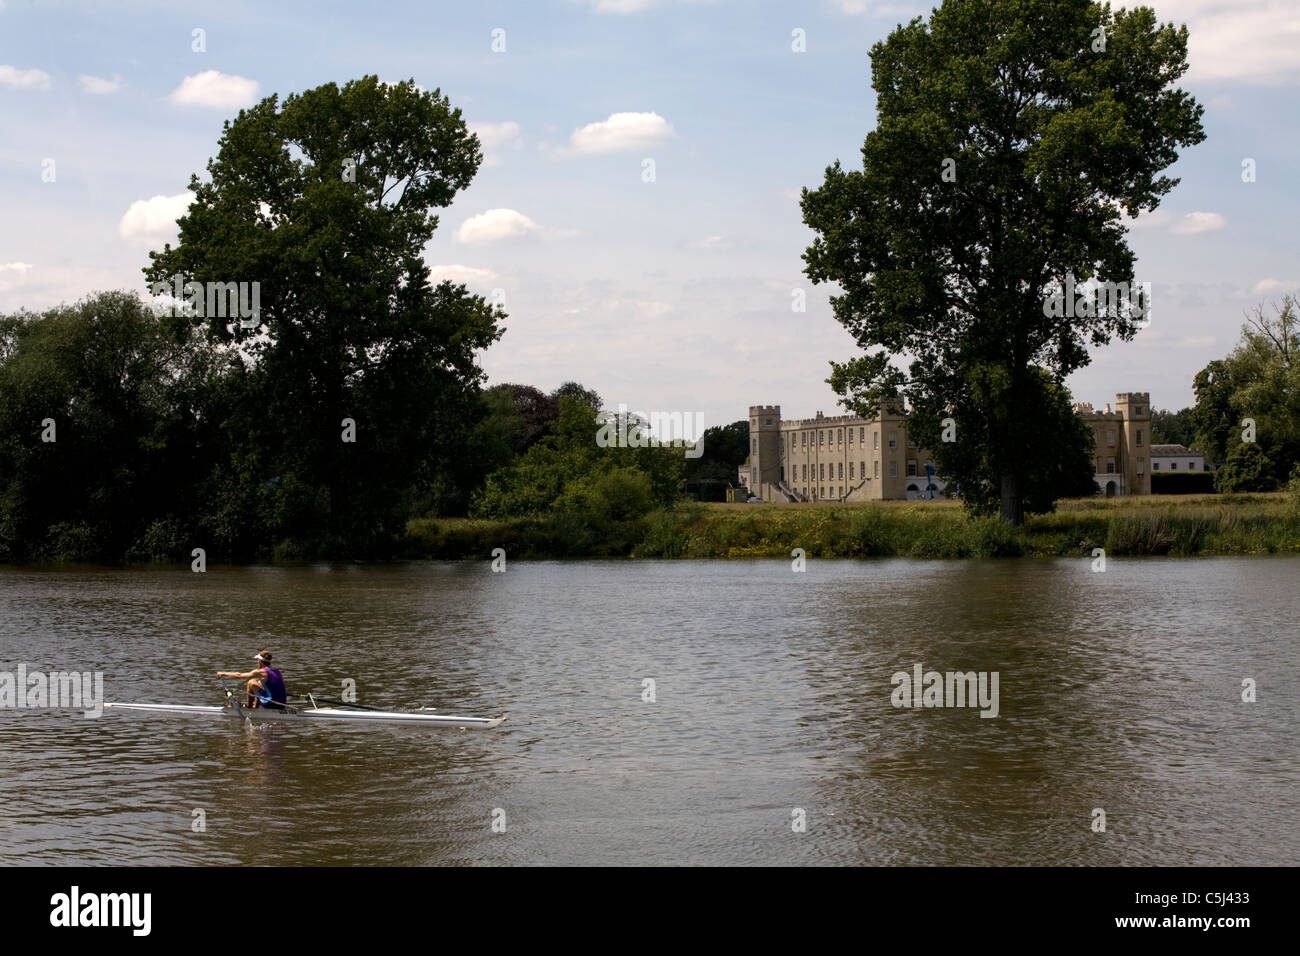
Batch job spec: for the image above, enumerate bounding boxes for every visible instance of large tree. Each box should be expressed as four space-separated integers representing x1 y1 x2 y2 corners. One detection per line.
802 0 1204 522
144 77 502 555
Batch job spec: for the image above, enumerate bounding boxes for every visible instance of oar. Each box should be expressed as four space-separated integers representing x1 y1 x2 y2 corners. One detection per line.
288 692 383 712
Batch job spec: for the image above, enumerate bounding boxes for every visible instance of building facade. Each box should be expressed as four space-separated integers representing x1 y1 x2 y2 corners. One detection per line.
1150 444 1208 473
1072 392 1151 497
745 404 941 503
745 392 1154 502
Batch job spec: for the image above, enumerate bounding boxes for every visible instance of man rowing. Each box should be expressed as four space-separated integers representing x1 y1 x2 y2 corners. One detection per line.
216 651 287 710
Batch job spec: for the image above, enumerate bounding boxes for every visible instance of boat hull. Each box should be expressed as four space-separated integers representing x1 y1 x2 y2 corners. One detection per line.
104 702 505 729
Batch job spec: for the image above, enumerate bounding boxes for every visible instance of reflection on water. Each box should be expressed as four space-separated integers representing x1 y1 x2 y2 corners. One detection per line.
0 558 1296 865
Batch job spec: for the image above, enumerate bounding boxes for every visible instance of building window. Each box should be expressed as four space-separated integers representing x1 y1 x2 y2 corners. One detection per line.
764 418 772 425
1188 461 1195 470
837 429 842 443
861 461 866 479
1136 429 1144 446
819 464 825 480
802 464 807 480
888 461 897 477
1170 462 1177 470
849 429 854 444
889 434 897 448
874 461 880 478
1106 460 1115 473
874 431 879 449
860 427 865 443
1137 458 1144 475
1152 462 1160 471
819 431 824 446
838 463 843 479
1136 406 1143 416
1107 430 1116 447
907 461 917 476
849 462 855 478
752 439 757 453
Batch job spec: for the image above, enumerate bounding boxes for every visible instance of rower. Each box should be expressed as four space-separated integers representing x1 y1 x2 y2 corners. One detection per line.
216 651 287 710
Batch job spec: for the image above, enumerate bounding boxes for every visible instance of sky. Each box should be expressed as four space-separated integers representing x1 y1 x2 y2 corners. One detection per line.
1 0 1297 432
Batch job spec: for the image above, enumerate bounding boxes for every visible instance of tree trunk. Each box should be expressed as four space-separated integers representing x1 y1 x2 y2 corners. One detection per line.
999 471 1023 525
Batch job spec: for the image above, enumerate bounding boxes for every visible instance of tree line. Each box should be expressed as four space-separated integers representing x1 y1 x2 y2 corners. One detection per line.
1148 294 1299 493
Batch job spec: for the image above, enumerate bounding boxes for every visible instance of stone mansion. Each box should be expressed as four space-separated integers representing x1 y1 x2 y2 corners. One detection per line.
743 392 1155 502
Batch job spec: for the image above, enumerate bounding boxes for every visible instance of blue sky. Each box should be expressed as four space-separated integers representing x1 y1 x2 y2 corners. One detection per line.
2 0 1297 429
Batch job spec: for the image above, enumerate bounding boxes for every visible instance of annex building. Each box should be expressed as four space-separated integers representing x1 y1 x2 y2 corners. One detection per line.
744 392 1154 502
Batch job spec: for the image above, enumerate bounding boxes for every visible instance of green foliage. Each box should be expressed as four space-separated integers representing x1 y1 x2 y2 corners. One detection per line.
1214 442 1276 493
402 496 1300 561
1149 407 1195 446
683 419 748 501
802 0 1204 523
470 395 683 520
143 76 501 556
0 292 217 562
1192 294 1299 480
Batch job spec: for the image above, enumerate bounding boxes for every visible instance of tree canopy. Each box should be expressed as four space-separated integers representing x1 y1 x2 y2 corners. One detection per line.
143 76 503 555
1193 294 1300 489
802 0 1204 521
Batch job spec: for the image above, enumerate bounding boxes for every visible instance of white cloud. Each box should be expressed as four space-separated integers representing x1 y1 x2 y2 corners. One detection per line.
827 1 928 18
0 65 52 90
603 298 673 319
469 121 522 167
168 71 259 109
687 235 733 251
428 264 504 287
1176 335 1216 348
568 111 675 155
453 208 541 244
0 262 34 273
79 73 123 94
1148 0 1300 84
576 0 657 12
118 192 195 242
1171 211 1226 235
1251 278 1296 295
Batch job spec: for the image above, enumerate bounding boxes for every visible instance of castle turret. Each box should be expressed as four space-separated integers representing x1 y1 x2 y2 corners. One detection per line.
1115 392 1151 494
747 405 782 498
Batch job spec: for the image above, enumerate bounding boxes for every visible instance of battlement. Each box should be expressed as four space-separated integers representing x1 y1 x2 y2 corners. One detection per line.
749 405 781 418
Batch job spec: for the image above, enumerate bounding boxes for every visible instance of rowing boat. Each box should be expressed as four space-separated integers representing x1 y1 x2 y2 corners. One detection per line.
103 701 506 729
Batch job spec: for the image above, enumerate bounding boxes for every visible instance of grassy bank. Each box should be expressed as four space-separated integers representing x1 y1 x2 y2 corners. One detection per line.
399 493 1300 560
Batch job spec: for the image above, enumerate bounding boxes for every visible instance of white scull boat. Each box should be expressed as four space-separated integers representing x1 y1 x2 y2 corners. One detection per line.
104 701 506 729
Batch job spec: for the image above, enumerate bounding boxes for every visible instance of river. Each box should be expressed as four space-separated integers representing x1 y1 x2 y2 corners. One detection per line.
1 558 1295 865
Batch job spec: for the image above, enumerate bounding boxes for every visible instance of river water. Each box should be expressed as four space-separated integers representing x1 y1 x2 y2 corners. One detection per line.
0 558 1295 866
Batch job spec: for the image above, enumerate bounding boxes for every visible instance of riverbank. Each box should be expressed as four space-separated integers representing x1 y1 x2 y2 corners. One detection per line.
399 493 1300 560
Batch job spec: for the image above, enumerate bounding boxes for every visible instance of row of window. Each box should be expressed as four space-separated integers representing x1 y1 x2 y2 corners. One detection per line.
1096 458 1207 475
1104 429 1146 447
786 460 906 481
798 487 846 500
788 428 898 451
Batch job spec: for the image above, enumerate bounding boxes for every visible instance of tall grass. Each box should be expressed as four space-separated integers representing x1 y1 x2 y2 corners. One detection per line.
399 493 1300 560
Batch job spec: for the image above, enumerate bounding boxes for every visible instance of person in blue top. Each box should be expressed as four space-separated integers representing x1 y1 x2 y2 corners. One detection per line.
217 651 287 710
